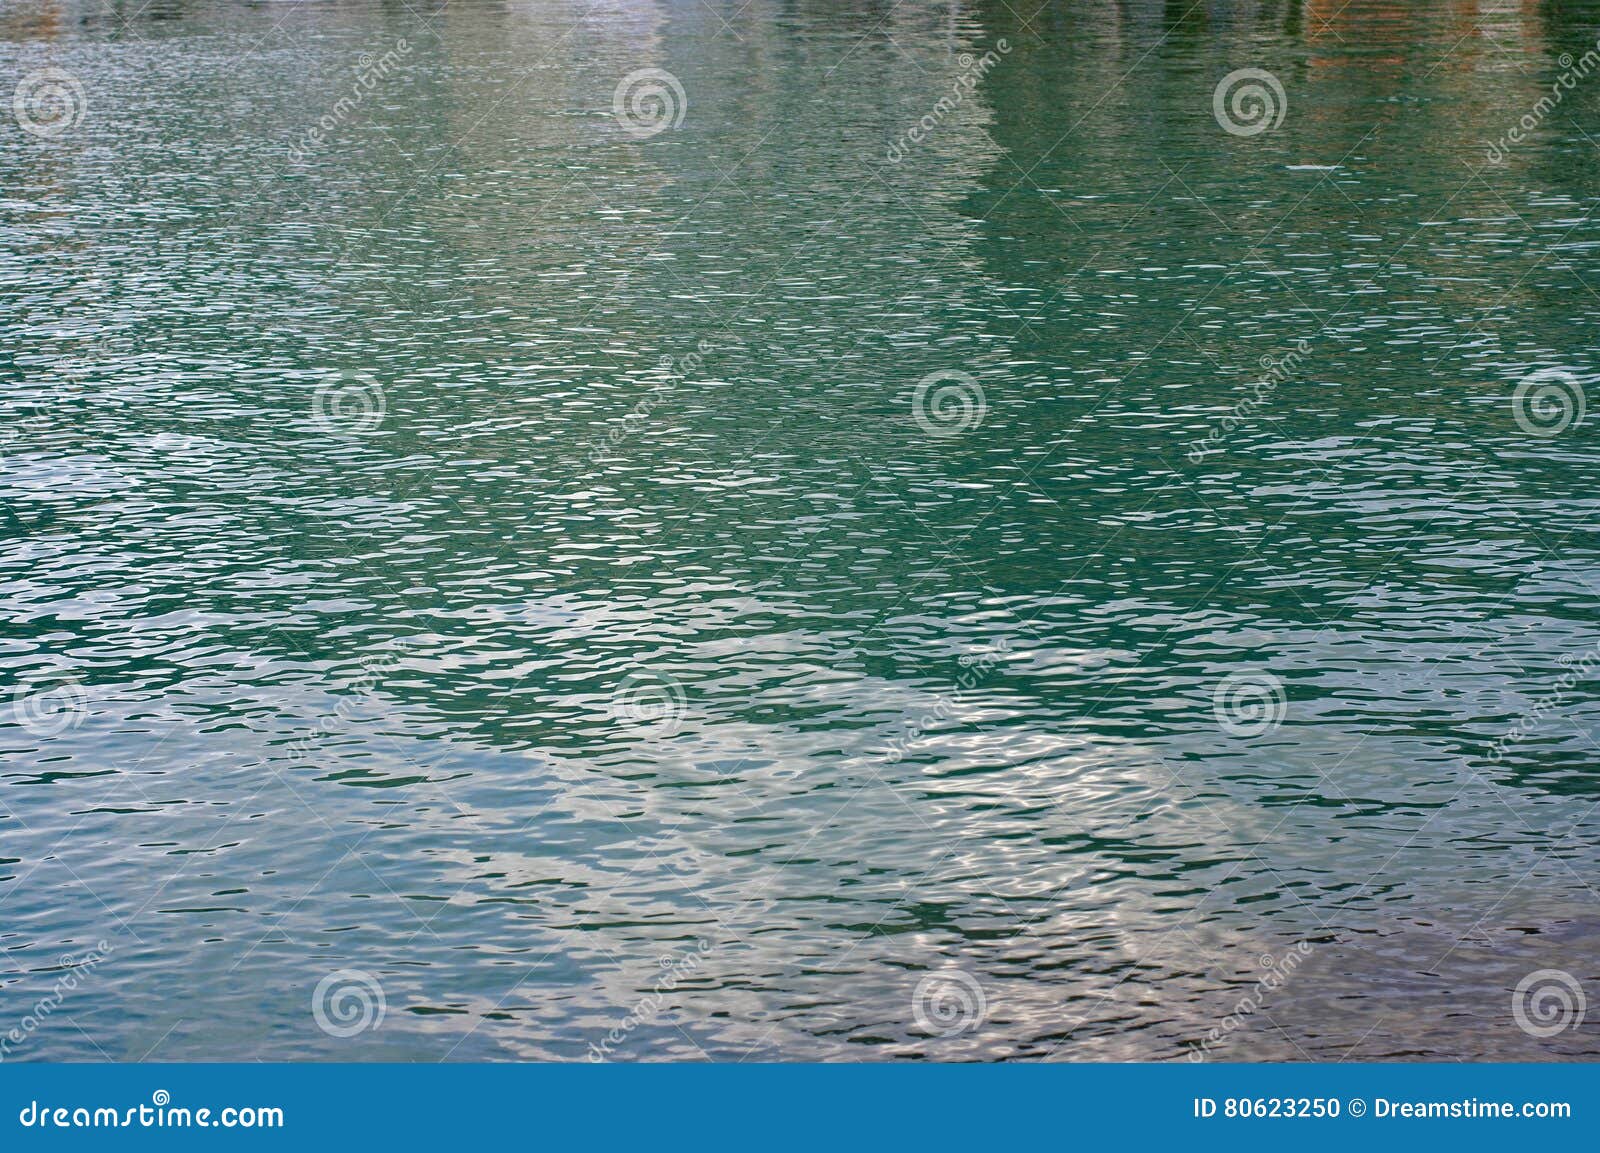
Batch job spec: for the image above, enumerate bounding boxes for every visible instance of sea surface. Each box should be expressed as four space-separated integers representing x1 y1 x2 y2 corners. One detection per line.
4 0 1600 1061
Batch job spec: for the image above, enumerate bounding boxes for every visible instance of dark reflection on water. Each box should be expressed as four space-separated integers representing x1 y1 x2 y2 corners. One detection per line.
3 0 1600 1061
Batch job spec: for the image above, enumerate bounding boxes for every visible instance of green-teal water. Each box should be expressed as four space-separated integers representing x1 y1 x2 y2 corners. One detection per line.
4 0 1600 1060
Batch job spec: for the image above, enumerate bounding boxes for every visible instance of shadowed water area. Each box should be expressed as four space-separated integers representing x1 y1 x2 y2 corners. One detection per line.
4 0 1600 1061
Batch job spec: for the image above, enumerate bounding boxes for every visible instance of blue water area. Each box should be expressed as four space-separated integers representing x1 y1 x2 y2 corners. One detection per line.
3 0 1600 1061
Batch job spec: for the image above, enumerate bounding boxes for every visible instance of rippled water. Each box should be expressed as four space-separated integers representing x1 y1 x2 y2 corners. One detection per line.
4 0 1600 1061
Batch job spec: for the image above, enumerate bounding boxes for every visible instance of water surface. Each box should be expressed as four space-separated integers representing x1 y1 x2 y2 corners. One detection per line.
4 0 1600 1060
